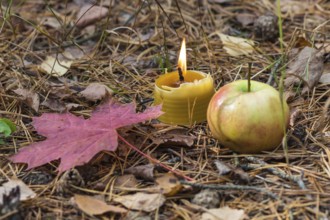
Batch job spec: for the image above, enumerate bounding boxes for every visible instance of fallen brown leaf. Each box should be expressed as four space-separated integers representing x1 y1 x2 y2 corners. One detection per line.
39 56 72 77
0 179 36 204
152 128 195 147
208 0 232 3
42 17 62 29
201 206 246 220
293 37 312 48
76 4 108 28
114 174 139 188
230 167 250 184
14 88 40 112
41 99 79 112
285 47 324 93
63 46 88 60
214 160 250 184
280 0 310 16
113 192 165 212
214 160 232 175
319 74 330 84
192 189 220 209
94 173 138 191
46 79 80 99
210 32 255 57
124 164 155 181
79 83 113 101
321 132 330 145
236 13 255 27
74 194 127 215
155 173 182 196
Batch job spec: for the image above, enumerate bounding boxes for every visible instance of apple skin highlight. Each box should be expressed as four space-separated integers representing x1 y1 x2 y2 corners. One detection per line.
207 80 290 153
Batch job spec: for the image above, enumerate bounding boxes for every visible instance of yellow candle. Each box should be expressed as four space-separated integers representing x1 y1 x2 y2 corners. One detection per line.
153 38 215 125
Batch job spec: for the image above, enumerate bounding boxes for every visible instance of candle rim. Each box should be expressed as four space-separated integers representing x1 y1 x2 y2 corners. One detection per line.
155 70 213 92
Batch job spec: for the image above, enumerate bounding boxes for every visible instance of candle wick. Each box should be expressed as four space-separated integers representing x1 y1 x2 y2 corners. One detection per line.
178 67 185 82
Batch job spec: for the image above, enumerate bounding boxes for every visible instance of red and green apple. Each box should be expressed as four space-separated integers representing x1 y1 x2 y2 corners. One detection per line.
207 80 289 153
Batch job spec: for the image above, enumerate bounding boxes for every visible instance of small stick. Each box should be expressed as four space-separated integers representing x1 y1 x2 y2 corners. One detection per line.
180 180 278 200
267 58 282 85
243 156 309 198
178 67 184 82
247 63 252 92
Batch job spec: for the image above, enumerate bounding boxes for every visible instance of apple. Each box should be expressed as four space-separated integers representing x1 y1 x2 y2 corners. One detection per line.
207 80 289 153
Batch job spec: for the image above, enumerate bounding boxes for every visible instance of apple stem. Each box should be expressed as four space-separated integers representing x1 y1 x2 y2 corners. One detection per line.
248 63 252 92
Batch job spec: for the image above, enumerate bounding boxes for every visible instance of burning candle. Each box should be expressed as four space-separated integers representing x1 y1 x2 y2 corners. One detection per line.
153 38 215 125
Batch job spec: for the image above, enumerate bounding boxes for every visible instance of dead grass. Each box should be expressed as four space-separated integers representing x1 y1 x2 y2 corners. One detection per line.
0 0 330 219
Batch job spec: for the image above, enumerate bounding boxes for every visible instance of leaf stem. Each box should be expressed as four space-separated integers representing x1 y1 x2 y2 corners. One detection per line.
118 134 194 181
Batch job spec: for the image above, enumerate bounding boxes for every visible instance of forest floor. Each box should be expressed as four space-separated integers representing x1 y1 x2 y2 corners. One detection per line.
0 0 330 219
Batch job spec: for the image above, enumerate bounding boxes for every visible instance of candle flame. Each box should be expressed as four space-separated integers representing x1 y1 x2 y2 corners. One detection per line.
178 38 186 76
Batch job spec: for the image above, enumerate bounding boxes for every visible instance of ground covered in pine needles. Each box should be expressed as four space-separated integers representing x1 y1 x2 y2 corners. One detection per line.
1 0 330 219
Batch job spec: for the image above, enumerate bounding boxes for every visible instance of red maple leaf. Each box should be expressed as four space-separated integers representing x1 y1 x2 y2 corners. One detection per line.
10 100 163 172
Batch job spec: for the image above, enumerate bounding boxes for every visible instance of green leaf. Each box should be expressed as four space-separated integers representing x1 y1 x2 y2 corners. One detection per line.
0 118 16 137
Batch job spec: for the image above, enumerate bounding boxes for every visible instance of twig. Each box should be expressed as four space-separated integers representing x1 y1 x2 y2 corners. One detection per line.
154 0 179 38
267 58 282 85
174 0 188 33
180 181 278 200
35 32 101 51
118 134 194 181
243 156 308 191
124 0 148 26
